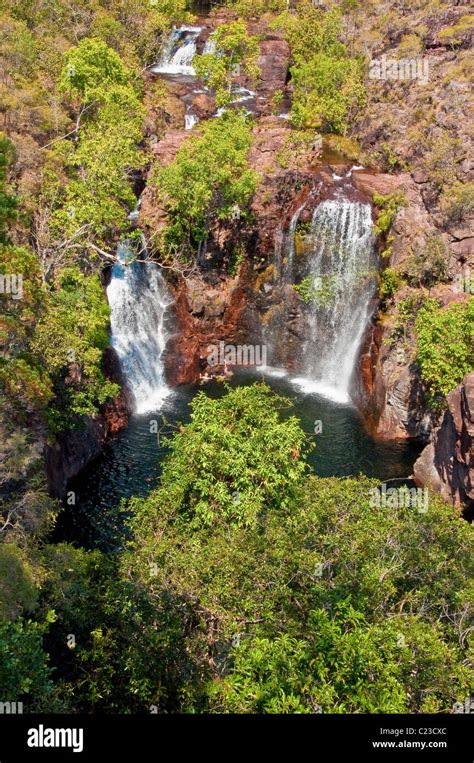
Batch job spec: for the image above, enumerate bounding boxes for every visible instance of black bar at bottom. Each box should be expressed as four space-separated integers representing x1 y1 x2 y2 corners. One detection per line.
0 713 471 761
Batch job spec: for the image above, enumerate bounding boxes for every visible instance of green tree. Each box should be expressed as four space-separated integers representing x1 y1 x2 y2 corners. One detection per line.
194 20 260 107
51 41 145 259
31 266 119 430
290 53 366 133
119 386 472 713
128 384 308 532
59 37 130 104
273 4 366 133
153 112 259 256
209 606 469 714
38 544 201 712
0 617 54 711
415 297 474 403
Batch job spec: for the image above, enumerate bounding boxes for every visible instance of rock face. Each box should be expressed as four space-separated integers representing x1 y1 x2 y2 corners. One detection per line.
163 267 253 383
46 416 107 498
414 373 474 510
103 346 133 433
45 346 131 498
352 166 472 442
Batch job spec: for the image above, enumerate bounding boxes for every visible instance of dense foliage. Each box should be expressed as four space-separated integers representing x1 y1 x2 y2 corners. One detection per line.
273 3 366 133
31 267 119 431
415 297 474 403
153 112 259 256
194 20 260 107
5 385 467 714
1 0 473 719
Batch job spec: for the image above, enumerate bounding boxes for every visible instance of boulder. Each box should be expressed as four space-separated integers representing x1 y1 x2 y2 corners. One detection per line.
414 372 474 509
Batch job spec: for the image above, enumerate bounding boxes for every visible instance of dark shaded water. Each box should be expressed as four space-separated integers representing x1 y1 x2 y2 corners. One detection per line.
55 369 422 551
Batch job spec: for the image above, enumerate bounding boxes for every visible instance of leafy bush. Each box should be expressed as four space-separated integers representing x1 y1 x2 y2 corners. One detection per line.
373 192 406 236
439 182 474 226
401 234 449 289
379 267 401 301
0 244 53 413
0 617 54 711
194 20 260 107
153 112 259 256
209 606 468 714
52 43 145 257
120 388 473 712
290 53 366 133
226 0 286 19
273 5 366 134
59 37 130 103
424 133 465 188
294 274 338 307
31 267 119 430
415 297 474 402
438 15 474 46
0 136 17 243
127 384 308 531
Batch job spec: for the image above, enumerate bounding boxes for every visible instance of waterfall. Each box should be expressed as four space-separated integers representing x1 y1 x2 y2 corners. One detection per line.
285 202 306 279
107 243 172 414
151 26 201 75
185 111 199 129
203 37 216 55
293 200 377 403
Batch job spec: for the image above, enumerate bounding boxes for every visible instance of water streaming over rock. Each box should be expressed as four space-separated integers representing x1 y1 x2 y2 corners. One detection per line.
292 199 377 403
185 111 199 129
151 25 201 75
107 243 172 414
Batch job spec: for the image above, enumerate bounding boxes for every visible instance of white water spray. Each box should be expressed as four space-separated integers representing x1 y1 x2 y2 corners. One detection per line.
151 26 201 75
107 243 172 414
294 200 377 402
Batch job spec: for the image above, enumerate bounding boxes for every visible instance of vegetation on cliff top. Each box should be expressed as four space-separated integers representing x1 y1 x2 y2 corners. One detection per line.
194 20 261 107
152 111 259 258
415 297 474 405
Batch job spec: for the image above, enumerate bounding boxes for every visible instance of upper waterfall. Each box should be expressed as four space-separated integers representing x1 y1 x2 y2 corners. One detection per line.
293 199 377 403
150 25 201 76
107 243 172 414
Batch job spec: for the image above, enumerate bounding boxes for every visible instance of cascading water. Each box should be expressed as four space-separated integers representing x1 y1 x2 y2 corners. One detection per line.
203 37 216 55
293 200 377 403
284 202 307 279
185 111 199 129
151 25 201 75
107 242 172 414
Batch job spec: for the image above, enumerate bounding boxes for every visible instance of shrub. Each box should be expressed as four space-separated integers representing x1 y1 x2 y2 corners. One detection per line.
373 192 406 236
31 267 119 430
290 53 366 134
273 4 366 134
415 297 474 403
193 20 260 107
380 267 401 301
153 112 259 256
401 234 449 289
439 182 474 226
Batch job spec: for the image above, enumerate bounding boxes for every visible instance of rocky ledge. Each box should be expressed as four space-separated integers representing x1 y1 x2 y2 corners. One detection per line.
414 372 474 511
